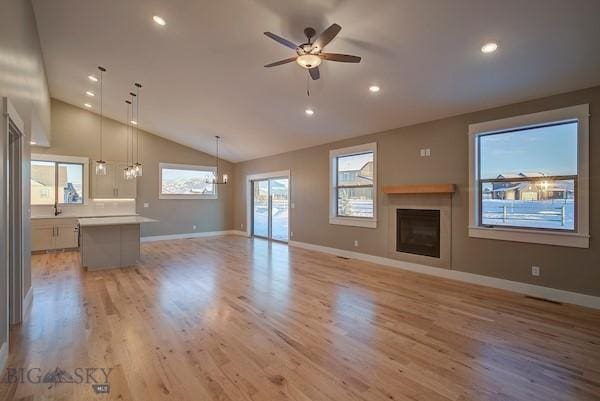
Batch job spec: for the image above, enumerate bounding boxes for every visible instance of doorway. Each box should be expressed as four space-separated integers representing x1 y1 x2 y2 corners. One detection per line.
248 172 290 242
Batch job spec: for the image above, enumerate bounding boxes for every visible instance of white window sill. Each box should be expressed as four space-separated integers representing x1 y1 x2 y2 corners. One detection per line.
468 226 589 248
329 216 377 229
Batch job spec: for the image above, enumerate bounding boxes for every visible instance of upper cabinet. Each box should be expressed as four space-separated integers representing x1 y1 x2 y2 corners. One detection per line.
91 161 136 199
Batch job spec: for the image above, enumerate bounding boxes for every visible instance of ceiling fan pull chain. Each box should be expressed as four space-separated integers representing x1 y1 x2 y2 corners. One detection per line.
306 74 310 97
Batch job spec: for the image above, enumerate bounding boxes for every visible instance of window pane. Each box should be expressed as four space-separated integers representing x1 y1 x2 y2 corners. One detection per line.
31 161 56 205
161 168 215 195
337 187 373 217
479 122 577 179
58 163 83 204
481 179 574 230
337 152 373 186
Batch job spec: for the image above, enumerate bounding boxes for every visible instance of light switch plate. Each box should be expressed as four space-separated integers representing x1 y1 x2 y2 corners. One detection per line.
143 203 149 208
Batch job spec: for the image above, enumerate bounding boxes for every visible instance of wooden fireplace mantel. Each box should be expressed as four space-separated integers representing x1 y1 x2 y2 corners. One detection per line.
383 183 456 195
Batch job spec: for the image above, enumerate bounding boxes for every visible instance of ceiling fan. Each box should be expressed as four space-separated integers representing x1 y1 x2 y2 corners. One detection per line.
263 23 361 80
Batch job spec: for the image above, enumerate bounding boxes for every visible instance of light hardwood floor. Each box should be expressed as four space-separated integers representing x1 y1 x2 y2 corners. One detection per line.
2 236 600 400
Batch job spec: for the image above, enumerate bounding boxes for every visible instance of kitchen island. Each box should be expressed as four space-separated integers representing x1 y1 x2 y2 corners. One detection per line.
79 216 157 271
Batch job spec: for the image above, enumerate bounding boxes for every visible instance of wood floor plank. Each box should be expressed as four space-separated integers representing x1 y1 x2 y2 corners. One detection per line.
1 236 599 401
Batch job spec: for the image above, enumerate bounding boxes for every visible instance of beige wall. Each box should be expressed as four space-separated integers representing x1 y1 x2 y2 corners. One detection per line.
0 0 50 348
234 86 600 297
34 99 234 237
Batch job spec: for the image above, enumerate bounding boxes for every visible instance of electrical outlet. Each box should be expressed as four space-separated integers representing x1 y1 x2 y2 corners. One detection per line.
143 202 149 208
425 148 431 156
240 223 244 229
193 225 197 231
290 231 294 237
354 240 359 247
420 149 426 157
291 203 295 209
531 266 540 277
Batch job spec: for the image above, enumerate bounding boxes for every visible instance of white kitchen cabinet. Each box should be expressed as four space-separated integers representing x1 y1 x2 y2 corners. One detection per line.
91 161 136 199
32 218 79 251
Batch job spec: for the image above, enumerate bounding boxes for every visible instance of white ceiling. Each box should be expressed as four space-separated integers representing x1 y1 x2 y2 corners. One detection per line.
32 0 600 162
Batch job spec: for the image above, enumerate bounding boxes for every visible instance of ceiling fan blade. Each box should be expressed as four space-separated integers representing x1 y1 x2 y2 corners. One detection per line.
320 53 362 63
313 23 342 50
264 57 297 67
264 32 298 50
309 67 320 80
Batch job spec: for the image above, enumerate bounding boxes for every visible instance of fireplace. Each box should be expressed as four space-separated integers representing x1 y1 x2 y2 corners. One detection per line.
396 209 440 258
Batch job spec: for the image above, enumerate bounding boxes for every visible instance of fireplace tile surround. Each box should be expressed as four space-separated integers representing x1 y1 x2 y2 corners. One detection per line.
387 192 452 269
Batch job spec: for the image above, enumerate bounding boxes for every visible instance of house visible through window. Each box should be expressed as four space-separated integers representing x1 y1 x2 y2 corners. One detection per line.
478 122 577 231
468 104 589 248
31 160 84 205
336 153 374 217
159 163 217 199
329 142 377 228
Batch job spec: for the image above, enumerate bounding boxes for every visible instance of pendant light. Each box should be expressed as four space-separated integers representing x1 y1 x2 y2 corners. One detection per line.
124 91 137 180
206 136 229 185
133 82 143 177
95 66 107 175
124 99 133 180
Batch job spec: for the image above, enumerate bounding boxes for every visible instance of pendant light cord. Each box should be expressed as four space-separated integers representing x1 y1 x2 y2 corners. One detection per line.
99 67 104 160
136 84 140 164
126 100 130 166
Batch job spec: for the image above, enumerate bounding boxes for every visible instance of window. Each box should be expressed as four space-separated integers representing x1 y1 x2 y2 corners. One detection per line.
469 105 589 248
329 143 377 228
159 163 217 199
31 157 86 205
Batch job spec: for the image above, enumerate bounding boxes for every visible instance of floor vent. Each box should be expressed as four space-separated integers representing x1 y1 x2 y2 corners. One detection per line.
525 295 563 305
337 256 350 260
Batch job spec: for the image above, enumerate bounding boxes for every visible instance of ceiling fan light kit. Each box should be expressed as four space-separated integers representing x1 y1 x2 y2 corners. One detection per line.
264 23 361 82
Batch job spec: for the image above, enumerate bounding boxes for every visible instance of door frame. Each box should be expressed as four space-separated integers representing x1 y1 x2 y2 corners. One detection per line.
246 170 290 241
1 97 25 368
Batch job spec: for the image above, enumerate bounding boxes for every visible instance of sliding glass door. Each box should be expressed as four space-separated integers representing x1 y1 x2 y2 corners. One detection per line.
252 177 289 242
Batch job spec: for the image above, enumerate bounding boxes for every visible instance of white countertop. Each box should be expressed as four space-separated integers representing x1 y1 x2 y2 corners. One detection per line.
32 213 139 220
78 216 158 227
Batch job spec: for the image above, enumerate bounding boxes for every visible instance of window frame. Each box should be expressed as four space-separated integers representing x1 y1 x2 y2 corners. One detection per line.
31 153 89 206
468 105 589 248
329 142 377 228
158 162 218 200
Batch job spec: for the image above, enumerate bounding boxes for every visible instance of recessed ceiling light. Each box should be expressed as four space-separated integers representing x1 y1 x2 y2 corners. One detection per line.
85 91 95 97
84 103 92 108
305 108 315 116
30 141 37 145
130 120 138 125
369 85 381 93
88 75 98 82
481 42 498 54
153 15 166 26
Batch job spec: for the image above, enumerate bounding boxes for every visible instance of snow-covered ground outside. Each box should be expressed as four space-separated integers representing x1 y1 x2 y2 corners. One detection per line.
482 199 574 230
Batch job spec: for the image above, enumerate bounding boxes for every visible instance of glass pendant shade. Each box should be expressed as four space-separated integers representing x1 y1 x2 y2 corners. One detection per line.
222 174 229 184
134 163 143 177
95 160 107 175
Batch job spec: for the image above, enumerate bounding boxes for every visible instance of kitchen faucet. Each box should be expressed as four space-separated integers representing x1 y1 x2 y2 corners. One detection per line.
54 202 62 216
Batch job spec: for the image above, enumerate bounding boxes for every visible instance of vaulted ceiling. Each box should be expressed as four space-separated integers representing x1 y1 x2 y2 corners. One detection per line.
32 0 600 162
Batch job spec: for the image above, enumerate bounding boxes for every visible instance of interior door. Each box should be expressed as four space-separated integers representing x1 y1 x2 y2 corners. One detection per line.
252 180 269 238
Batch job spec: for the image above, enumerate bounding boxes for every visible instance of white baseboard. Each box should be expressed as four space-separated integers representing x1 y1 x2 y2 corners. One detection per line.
23 286 33 320
0 342 7 371
289 240 600 310
141 230 245 243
